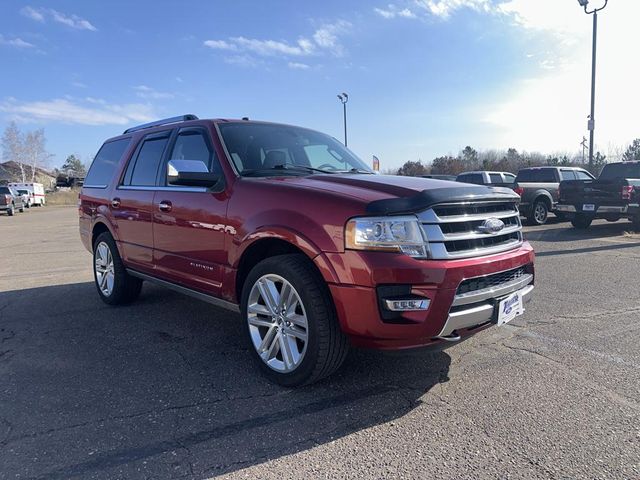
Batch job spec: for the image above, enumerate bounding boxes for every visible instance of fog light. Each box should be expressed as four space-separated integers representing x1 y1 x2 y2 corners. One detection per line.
384 298 430 312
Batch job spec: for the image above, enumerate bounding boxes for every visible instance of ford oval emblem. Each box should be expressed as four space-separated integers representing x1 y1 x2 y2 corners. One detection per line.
477 217 505 234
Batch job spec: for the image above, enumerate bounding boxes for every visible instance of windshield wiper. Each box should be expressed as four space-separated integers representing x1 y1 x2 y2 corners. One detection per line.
241 164 337 176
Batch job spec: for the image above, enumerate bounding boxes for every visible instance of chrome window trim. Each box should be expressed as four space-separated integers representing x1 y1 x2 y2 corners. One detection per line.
82 184 108 189
117 185 208 193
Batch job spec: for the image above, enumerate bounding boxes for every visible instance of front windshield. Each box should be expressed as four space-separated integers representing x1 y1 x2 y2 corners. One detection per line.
217 122 372 176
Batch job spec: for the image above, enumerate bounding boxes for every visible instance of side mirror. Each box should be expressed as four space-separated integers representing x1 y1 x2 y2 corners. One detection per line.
167 160 222 189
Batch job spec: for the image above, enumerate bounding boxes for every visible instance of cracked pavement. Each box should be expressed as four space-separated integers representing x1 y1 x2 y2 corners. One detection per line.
0 208 638 479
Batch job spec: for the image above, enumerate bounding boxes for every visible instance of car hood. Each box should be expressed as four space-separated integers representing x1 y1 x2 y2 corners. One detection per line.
259 174 518 214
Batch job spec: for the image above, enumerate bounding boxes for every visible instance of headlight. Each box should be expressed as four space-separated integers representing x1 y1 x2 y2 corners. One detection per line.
345 215 428 258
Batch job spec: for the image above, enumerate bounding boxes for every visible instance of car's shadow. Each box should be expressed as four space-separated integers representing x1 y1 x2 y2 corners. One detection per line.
0 282 451 480
523 217 640 243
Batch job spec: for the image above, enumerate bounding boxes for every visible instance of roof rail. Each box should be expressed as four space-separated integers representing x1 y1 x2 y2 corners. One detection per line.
123 114 199 134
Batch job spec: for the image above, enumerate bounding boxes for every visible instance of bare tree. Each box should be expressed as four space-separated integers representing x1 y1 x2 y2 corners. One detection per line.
23 129 53 182
1 121 26 182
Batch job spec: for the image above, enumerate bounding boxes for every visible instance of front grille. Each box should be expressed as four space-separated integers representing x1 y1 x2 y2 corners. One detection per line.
418 200 523 260
456 266 527 295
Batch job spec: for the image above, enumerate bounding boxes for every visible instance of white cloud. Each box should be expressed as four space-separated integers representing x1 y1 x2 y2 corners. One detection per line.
374 5 416 19
20 6 44 22
71 81 87 88
231 36 314 56
132 85 174 100
0 35 35 48
0 98 155 126
203 20 351 61
20 6 97 31
417 0 492 19
288 62 311 70
203 39 237 51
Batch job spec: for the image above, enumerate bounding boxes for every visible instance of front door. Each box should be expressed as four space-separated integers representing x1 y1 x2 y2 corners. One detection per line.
152 126 229 297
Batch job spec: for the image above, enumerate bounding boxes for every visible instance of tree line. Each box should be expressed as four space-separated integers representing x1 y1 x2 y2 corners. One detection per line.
1 122 86 183
395 140 640 177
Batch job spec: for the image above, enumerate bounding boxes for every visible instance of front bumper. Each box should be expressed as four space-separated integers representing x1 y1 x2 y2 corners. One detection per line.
323 243 535 350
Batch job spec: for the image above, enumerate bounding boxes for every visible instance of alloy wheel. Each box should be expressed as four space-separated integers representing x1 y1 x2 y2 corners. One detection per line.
94 241 115 296
534 203 547 223
247 274 309 373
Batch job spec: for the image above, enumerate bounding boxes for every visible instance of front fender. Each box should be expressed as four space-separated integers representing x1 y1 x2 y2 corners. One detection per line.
232 226 341 285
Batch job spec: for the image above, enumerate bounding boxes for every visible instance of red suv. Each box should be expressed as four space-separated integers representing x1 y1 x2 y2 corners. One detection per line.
79 115 535 386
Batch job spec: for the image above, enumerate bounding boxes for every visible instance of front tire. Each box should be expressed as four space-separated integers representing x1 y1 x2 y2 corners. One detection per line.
7 204 14 216
241 254 349 387
571 215 593 229
93 232 142 305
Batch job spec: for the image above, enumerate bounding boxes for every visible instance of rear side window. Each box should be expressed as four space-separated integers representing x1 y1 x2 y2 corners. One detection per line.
560 170 576 181
124 134 170 186
504 173 516 184
85 138 131 187
599 163 640 180
576 170 593 180
489 173 503 184
516 169 556 183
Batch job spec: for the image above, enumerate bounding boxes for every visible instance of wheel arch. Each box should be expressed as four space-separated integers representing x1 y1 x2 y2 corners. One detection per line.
233 235 338 304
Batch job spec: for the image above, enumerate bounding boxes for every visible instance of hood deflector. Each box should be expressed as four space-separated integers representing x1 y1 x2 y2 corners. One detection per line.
365 186 519 215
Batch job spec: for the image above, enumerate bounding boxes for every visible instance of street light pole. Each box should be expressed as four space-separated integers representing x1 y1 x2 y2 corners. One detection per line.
579 0 608 171
337 93 349 147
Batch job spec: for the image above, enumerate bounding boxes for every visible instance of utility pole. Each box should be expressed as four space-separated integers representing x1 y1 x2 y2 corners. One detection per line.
577 0 608 170
337 93 349 147
581 136 588 163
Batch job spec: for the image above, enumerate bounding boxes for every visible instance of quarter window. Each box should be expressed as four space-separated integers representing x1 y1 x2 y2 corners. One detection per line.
85 138 131 187
560 170 576 181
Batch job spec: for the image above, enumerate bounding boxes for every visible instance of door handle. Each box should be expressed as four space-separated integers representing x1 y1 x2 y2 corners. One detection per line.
111 197 121 208
158 201 172 212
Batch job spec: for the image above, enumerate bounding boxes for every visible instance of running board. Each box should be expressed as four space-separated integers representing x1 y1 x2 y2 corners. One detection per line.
126 269 240 313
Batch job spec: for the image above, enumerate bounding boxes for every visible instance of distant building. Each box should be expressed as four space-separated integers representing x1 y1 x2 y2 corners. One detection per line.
0 161 56 189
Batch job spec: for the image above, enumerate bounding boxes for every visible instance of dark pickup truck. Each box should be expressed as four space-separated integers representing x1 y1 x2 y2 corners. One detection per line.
0 186 26 216
557 162 640 229
513 167 594 225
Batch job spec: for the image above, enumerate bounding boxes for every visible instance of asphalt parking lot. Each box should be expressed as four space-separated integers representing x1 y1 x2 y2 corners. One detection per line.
0 207 638 479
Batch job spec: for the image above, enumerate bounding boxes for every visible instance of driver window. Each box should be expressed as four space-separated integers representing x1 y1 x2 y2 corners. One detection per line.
303 144 346 170
169 131 221 177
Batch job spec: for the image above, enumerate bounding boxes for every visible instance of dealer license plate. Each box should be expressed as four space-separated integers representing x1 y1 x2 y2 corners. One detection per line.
497 290 524 326
582 204 596 212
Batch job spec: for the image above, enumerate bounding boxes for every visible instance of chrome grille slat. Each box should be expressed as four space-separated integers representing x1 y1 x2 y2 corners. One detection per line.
420 200 523 260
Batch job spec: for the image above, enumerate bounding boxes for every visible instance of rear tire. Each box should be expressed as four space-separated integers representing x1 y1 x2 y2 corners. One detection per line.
92 232 142 305
241 254 349 387
19 205 24 213
527 200 549 225
571 215 593 230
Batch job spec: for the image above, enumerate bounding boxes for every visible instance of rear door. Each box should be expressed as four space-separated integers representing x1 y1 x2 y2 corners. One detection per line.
113 130 171 271
152 126 229 297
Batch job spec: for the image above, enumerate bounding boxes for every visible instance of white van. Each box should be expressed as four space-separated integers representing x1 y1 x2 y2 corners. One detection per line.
8 183 46 206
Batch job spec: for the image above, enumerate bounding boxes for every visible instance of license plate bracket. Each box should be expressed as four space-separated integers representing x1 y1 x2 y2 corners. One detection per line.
496 289 525 326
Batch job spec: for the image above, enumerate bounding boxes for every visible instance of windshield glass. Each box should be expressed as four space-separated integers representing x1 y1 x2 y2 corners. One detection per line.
217 122 372 176
599 163 640 180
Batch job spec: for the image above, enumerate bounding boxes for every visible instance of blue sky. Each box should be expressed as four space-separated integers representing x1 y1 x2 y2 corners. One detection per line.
0 0 636 170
